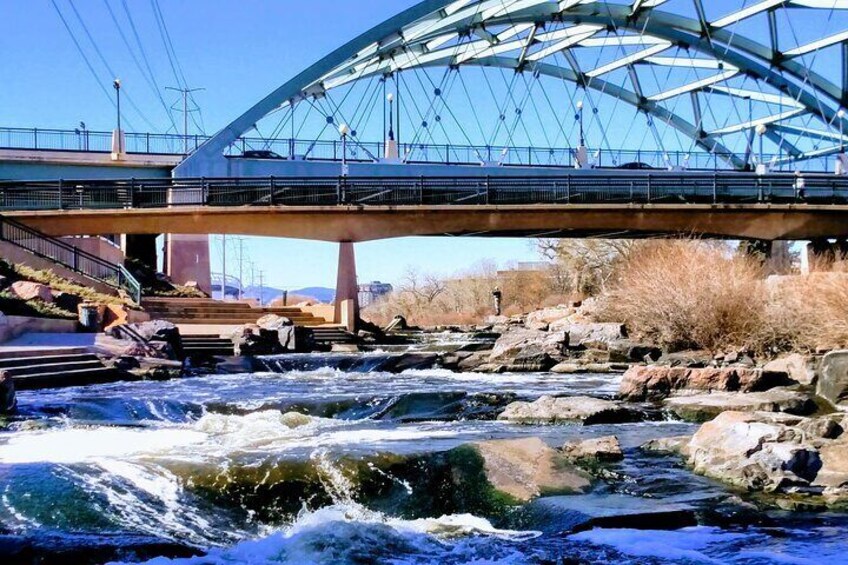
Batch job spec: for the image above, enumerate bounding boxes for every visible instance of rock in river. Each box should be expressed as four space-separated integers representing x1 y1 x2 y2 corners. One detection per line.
472 437 591 502
489 328 568 364
663 390 818 423
686 411 848 504
817 350 848 407
498 395 641 425
0 370 15 414
561 436 623 463
620 365 792 401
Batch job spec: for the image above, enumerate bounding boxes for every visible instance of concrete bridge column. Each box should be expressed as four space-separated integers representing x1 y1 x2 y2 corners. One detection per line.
166 234 212 294
803 239 848 272
333 241 360 331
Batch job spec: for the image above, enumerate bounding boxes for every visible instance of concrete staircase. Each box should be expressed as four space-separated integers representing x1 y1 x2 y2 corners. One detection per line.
312 327 357 348
0 351 119 390
141 297 327 326
182 335 236 358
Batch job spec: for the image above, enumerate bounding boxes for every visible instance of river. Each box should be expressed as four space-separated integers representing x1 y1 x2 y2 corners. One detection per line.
1 347 848 564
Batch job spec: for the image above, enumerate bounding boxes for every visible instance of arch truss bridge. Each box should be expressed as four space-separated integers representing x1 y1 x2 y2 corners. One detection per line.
180 0 848 176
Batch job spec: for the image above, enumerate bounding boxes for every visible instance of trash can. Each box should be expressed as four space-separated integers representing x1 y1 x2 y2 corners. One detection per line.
78 303 100 332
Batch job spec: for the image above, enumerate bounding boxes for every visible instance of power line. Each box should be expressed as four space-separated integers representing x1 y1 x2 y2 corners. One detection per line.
165 86 205 153
102 0 178 133
149 0 205 134
49 0 137 131
63 0 158 130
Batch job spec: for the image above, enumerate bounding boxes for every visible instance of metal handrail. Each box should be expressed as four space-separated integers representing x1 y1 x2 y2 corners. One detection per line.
0 126 826 171
0 215 141 303
0 173 845 210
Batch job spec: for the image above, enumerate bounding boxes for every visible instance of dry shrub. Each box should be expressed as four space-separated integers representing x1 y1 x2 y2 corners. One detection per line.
766 272 848 351
596 240 768 352
362 262 570 327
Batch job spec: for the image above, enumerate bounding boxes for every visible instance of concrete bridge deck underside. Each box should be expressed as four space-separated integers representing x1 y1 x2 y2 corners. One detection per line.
6 204 848 242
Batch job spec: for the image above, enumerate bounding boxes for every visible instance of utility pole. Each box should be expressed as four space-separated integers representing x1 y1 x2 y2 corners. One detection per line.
221 234 227 300
237 237 245 301
259 271 265 307
166 86 205 154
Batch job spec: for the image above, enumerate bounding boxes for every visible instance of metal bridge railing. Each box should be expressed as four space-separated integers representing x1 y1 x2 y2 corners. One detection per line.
0 126 833 172
0 173 847 211
0 215 141 304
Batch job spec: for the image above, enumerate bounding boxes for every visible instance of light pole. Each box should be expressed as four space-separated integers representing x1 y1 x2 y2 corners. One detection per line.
113 79 123 154
385 92 399 159
755 123 767 175
339 123 351 176
575 100 589 168
576 100 585 146
837 109 846 175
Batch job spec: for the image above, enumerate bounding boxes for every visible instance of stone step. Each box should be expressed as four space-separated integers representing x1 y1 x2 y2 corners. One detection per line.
167 318 326 326
143 305 307 314
4 360 105 378
0 353 101 369
0 347 90 361
12 367 123 391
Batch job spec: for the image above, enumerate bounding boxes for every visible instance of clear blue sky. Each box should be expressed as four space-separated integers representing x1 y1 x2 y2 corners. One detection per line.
1 0 539 289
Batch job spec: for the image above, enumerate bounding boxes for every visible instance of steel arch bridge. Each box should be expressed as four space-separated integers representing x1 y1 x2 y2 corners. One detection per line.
177 0 848 177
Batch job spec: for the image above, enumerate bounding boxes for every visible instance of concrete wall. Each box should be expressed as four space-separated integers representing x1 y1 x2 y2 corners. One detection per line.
0 161 172 180
59 236 125 265
0 315 78 344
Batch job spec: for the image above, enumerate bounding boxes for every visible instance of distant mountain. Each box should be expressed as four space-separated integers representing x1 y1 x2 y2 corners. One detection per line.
242 285 335 304
291 287 335 303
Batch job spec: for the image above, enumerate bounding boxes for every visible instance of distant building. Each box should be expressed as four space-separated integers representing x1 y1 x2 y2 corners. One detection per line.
497 261 551 277
358 281 393 307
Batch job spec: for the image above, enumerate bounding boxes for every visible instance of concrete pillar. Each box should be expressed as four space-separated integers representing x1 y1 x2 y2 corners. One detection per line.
121 234 158 272
166 234 212 294
739 239 772 262
805 238 848 272
333 241 360 331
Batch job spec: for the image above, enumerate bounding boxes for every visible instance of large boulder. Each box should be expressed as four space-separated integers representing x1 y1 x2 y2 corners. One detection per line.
109 320 182 360
549 322 626 347
685 411 848 503
472 437 591 501
9 281 53 303
489 328 568 364
764 354 816 386
498 395 641 425
817 350 848 407
256 314 293 331
524 306 574 331
0 370 16 415
620 365 792 401
663 390 818 423
561 436 623 463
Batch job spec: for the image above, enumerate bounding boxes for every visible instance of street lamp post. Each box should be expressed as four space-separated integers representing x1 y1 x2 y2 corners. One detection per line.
385 92 399 159
111 79 125 158
837 109 847 175
338 123 351 204
575 100 589 168
755 123 767 175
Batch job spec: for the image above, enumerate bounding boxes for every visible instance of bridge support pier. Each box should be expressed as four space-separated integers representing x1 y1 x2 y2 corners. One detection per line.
121 234 158 273
333 241 360 332
166 234 212 294
803 239 848 272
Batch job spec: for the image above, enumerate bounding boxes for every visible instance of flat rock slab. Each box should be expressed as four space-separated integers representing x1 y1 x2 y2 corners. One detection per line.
473 437 591 502
663 390 818 423
521 494 698 534
620 365 792 401
498 395 642 425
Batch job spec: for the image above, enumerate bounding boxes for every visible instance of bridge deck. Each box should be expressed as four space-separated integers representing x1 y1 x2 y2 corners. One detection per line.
1 173 847 241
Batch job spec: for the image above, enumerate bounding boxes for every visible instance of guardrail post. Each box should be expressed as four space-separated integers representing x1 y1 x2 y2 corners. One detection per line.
129 178 135 208
58 180 65 210
566 176 571 204
201 177 208 205
712 175 717 204
647 174 652 202
146 132 150 153
33 128 38 150
269 176 275 205
419 176 425 205
485 176 491 204
72 247 79 271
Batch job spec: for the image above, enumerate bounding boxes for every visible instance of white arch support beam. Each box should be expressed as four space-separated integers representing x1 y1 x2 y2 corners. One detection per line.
177 0 848 176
